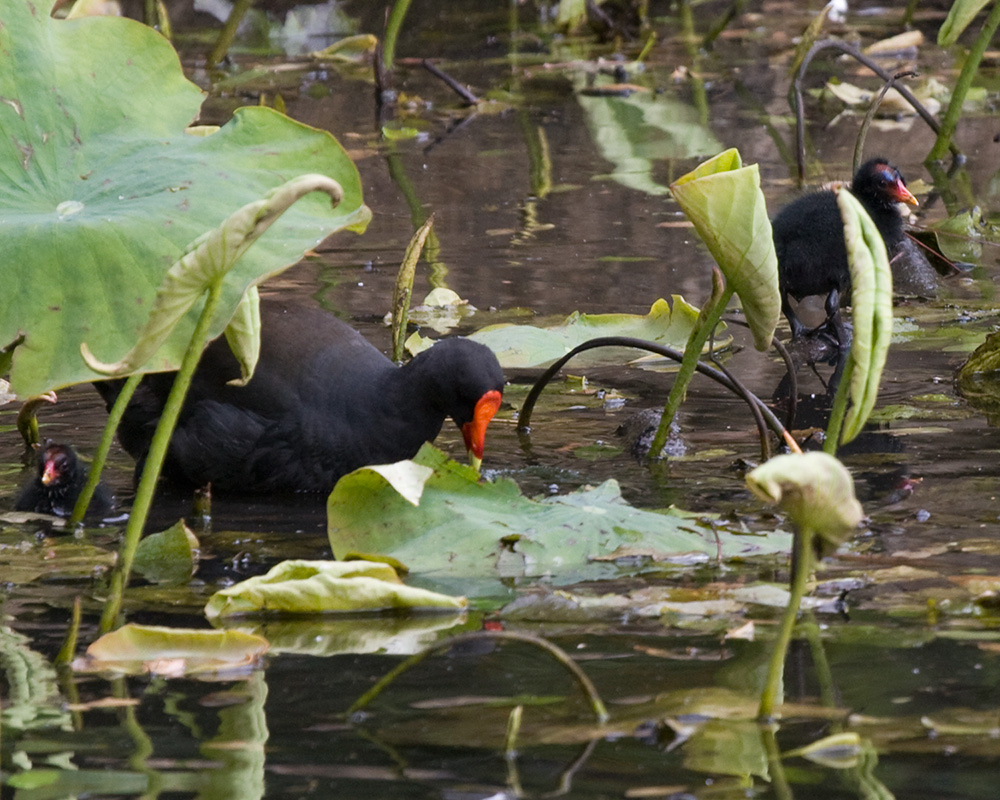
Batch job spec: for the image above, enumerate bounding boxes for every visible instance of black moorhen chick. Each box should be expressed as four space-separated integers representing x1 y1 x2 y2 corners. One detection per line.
773 158 918 344
15 441 114 517
94 302 505 494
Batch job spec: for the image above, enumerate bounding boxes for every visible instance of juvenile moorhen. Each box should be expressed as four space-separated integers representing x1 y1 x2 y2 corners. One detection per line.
94 302 505 494
773 158 918 344
15 441 114 518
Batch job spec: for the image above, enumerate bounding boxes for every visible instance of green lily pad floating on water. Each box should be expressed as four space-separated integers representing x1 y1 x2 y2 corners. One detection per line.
409 296 724 369
0 0 370 396
327 444 791 591
205 559 467 619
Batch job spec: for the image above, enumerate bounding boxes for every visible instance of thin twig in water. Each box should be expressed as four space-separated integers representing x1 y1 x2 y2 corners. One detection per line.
422 59 480 105
854 70 918 173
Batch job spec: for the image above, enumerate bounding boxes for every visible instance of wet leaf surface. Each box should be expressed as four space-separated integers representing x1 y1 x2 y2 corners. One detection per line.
0 0 369 395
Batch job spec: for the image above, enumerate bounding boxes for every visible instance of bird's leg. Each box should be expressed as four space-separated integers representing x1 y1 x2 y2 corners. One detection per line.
824 289 849 350
781 292 806 340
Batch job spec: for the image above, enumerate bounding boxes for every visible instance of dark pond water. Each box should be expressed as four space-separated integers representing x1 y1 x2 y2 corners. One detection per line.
3 1 1000 798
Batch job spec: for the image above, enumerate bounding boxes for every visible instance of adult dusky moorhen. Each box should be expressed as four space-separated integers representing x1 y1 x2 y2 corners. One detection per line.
772 157 918 344
15 441 114 518
94 302 505 494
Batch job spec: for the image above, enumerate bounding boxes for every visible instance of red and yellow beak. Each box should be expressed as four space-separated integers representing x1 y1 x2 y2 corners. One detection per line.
462 389 502 471
893 179 919 206
41 460 59 486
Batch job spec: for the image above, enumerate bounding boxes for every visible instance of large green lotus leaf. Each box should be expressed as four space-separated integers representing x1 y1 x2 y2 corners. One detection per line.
670 149 779 351
0 0 370 395
327 444 791 589
444 297 723 369
204 559 467 619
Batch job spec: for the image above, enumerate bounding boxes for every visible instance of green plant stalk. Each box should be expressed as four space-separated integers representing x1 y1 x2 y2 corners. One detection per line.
382 0 413 70
16 392 56 450
205 0 254 70
927 0 1000 163
649 286 733 456
758 526 814 719
71 373 142 526
823 353 855 454
99 282 225 633
385 146 447 288
391 215 435 362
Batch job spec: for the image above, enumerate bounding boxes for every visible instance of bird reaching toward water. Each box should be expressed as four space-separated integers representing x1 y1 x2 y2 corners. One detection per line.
94 301 505 494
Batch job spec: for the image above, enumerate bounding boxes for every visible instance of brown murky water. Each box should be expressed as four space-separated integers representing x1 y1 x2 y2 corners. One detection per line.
3 1 1000 798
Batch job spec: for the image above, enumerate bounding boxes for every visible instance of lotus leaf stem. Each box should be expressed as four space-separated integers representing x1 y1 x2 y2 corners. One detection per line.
100 282 225 633
758 525 815 719
71 373 142 526
927 0 1000 163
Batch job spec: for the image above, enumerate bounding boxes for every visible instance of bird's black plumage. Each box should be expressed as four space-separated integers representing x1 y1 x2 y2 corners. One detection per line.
95 302 505 494
773 158 918 343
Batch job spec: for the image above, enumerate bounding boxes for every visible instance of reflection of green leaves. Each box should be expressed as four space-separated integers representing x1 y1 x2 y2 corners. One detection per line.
328 444 791 592
454 297 715 369
957 328 1000 423
684 719 769 778
746 452 863 555
205 560 467 619
0 1 370 395
578 86 722 196
669 149 779 351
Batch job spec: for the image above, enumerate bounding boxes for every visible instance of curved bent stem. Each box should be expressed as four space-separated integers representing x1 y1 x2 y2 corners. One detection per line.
99 282 225 633
792 39 956 180
516 335 798 454
349 630 609 724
